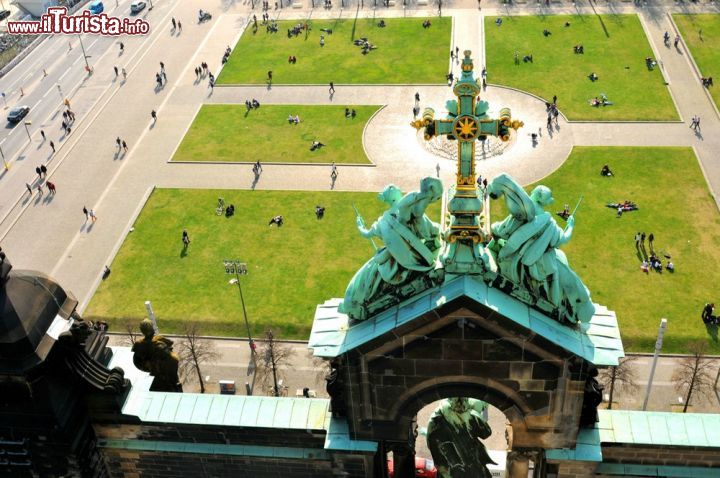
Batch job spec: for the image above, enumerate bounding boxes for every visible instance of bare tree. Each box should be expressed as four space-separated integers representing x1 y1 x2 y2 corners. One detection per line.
597 356 639 410
672 341 715 413
177 322 220 394
256 329 295 396
122 320 139 348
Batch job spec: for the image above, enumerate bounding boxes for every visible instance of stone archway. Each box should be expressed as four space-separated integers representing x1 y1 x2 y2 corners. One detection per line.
326 294 599 478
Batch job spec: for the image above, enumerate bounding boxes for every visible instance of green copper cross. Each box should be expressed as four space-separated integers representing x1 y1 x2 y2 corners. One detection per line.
412 50 522 273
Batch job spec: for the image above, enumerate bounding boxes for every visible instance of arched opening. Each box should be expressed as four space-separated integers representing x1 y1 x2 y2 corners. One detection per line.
383 378 543 478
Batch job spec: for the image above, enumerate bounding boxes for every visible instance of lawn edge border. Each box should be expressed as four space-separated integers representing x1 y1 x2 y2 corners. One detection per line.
669 12 720 121
637 12 684 123
488 83 682 124
169 104 381 165
690 144 720 212
214 83 447 88
361 104 387 166
167 103 203 164
78 185 157 316
103 332 720 358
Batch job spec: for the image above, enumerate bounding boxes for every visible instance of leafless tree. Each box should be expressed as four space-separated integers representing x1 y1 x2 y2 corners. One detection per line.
177 322 220 394
672 341 715 413
598 356 639 410
122 320 139 348
256 329 295 396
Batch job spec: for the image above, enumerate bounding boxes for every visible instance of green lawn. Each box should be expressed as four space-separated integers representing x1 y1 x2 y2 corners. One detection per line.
492 147 720 354
485 15 678 121
86 189 440 339
172 105 379 164
673 14 720 110
217 17 451 84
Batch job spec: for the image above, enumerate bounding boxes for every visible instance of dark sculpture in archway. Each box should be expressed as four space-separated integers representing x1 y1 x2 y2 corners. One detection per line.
426 397 496 478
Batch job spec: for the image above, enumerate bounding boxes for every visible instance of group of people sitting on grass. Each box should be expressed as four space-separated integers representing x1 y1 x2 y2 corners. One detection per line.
378 19 386 28
225 204 235 217
287 114 301 124
543 29 552 37
422 20 432 29
523 54 533 63
266 21 279 34
353 38 378 55
702 303 718 326
645 57 657 70
588 72 598 82
589 94 612 107
287 55 297 64
344 108 357 119
607 200 638 213
701 76 714 88
245 99 261 110
641 254 673 274
601 164 613 177
287 22 310 38
573 44 585 54
269 215 284 227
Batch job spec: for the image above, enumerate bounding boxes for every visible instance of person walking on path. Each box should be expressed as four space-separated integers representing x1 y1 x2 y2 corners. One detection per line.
552 95 557 105
151 110 157 123
122 140 128 152
83 206 89 220
172 17 177 30
331 161 338 179
89 209 97 222
46 181 56 194
49 141 55 153
36 184 43 197
182 229 190 249
329 82 335 95
254 160 263 175
114 66 119 77
177 21 182 32
40 130 45 141
40 164 47 177
415 92 420 103
35 166 42 179
267 70 273 83
26 183 32 197
122 68 127 80
119 42 124 53
116 137 122 149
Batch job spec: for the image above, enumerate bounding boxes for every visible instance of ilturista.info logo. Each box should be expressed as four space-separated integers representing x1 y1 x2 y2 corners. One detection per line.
7 7 150 36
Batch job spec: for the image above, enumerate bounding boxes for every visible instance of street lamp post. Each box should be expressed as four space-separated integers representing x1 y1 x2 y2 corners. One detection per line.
224 259 255 354
23 120 32 141
77 34 91 72
642 318 668 411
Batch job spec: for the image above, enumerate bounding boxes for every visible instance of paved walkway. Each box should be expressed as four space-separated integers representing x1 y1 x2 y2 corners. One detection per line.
0 2 718 355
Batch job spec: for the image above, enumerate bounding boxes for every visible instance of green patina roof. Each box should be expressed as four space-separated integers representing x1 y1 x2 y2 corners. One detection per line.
122 390 331 430
596 409 720 448
546 409 720 464
308 275 624 366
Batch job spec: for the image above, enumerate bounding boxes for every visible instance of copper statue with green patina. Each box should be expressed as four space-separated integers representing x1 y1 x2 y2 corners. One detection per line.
132 318 183 392
412 50 523 274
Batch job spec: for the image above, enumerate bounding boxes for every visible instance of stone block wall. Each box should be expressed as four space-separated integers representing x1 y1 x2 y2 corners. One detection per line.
601 443 720 468
339 300 593 450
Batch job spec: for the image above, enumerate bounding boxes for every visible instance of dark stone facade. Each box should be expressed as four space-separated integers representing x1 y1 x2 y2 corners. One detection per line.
335 297 593 451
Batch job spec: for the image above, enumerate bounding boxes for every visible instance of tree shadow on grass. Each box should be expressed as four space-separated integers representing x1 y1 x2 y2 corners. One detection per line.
350 4 360 42
589 2 611 39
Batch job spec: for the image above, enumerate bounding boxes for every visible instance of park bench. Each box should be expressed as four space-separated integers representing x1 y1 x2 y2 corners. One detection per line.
292 1 303 7
417 0 428 5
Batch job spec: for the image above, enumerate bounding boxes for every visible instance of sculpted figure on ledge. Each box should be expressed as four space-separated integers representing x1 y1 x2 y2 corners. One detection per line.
487 173 595 323
338 177 444 321
132 318 183 392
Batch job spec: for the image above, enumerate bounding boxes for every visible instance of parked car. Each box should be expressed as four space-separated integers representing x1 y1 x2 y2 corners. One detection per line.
88 1 104 14
0 10 11 21
7 106 30 123
387 457 437 478
130 1 146 13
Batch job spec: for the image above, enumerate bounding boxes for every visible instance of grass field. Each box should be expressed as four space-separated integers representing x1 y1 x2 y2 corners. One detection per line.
491 147 720 354
217 17 451 84
85 189 441 338
485 15 678 121
673 14 720 110
172 105 379 164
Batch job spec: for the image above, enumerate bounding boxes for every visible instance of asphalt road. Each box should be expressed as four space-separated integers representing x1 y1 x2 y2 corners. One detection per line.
0 0 175 237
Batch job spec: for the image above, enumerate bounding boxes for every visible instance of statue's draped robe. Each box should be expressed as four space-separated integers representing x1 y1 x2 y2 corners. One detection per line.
339 210 439 320
426 403 496 478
